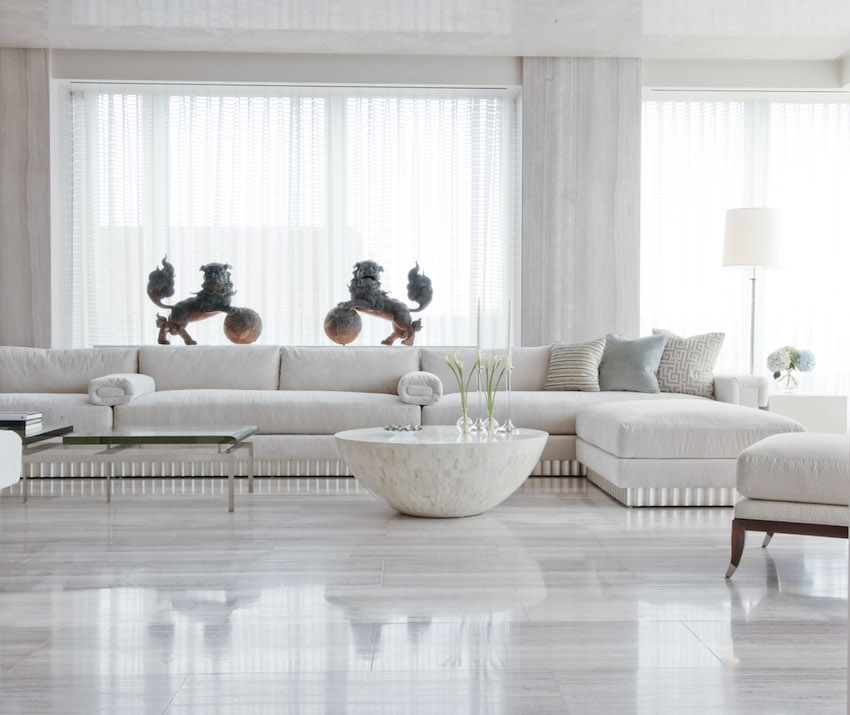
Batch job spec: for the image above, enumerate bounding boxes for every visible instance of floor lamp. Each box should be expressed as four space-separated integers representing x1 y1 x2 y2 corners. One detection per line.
722 208 781 375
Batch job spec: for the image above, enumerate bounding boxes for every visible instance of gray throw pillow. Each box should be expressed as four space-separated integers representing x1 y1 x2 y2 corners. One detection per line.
544 337 606 392
653 328 725 398
598 333 667 393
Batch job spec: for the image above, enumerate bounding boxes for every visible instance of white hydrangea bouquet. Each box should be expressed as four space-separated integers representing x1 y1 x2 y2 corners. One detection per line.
766 346 815 391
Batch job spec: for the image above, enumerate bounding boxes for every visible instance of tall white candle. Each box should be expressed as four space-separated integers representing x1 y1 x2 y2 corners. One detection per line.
476 299 482 359
507 298 513 366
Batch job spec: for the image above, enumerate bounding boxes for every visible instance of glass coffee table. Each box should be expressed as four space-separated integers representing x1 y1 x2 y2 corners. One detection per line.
16 426 257 511
62 427 258 512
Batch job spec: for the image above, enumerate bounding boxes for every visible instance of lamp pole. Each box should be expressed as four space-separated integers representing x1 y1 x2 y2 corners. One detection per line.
749 267 756 376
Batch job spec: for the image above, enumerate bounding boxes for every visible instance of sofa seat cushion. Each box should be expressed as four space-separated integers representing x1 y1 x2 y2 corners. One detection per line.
422 391 701 435
114 390 420 434
0 393 113 432
736 433 849 506
734 498 848 527
576 400 805 459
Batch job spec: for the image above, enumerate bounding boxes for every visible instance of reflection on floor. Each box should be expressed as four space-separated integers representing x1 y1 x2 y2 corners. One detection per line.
0 477 846 714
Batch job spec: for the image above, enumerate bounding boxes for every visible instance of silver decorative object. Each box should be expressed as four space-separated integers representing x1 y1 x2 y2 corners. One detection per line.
498 366 517 433
382 425 423 432
471 362 486 432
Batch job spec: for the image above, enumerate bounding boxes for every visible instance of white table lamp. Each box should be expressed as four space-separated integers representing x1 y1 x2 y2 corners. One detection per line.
722 208 782 375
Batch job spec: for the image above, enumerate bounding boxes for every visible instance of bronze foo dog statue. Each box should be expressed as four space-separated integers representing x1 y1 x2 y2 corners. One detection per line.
147 257 262 345
325 260 433 346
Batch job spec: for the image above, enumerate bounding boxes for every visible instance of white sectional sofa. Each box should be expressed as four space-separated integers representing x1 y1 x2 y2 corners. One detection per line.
0 344 804 505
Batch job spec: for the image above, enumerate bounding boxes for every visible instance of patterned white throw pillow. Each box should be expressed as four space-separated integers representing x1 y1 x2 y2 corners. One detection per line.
544 337 607 392
653 329 725 398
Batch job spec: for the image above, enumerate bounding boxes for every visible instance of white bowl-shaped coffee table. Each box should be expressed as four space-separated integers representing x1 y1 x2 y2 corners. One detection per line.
335 426 548 518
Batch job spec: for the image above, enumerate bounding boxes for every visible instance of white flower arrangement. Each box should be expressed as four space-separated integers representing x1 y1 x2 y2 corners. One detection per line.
481 352 509 433
766 345 815 390
442 351 478 433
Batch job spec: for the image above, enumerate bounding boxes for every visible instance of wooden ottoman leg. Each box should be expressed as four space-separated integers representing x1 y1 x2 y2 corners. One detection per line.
761 532 774 548
725 518 746 579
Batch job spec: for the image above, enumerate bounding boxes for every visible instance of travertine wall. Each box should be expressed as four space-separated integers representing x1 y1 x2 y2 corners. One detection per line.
521 57 641 345
0 52 640 349
0 48 51 347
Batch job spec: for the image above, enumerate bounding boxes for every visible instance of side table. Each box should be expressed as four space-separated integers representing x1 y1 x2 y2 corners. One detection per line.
767 394 848 434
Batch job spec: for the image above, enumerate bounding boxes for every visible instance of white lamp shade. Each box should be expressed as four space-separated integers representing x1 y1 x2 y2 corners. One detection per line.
722 208 782 267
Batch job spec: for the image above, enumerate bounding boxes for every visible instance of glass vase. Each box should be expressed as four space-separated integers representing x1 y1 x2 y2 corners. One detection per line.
456 405 472 434
778 371 799 393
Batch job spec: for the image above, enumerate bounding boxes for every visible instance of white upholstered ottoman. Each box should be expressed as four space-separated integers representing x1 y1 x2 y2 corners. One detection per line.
726 433 849 577
576 400 805 507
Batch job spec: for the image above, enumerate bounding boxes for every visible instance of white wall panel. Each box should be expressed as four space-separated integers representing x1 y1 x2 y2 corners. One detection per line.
0 48 51 347
521 57 640 345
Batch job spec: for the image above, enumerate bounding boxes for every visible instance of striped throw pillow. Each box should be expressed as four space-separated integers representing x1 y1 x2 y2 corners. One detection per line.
544 338 606 392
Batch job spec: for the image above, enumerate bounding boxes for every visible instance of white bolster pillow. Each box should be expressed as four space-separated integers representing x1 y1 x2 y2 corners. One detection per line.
398 371 443 406
89 373 156 406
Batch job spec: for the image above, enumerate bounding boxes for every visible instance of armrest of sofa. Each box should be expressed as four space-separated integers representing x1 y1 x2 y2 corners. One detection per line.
398 371 443 406
89 373 156 407
713 374 769 408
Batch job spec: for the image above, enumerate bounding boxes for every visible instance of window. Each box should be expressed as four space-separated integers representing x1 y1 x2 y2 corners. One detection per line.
61 84 519 348
641 97 850 396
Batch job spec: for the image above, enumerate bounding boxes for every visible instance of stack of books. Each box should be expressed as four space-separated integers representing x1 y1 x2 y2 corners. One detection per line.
0 412 43 435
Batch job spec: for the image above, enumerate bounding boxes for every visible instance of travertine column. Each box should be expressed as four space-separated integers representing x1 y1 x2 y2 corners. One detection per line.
0 48 51 347
521 57 640 346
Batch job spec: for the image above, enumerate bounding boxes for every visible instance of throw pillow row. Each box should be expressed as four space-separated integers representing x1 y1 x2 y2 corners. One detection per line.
544 330 725 396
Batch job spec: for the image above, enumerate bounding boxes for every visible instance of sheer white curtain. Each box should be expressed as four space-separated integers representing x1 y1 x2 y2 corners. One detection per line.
641 97 850 396
63 84 518 348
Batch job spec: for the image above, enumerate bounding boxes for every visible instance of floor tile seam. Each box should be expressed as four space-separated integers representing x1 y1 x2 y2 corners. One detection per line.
680 620 728 668
368 623 380 672
160 673 189 715
17 541 63 565
5 629 58 675
513 587 532 622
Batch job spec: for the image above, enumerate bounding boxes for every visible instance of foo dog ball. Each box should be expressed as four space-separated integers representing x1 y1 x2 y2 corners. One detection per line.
224 308 263 344
324 305 362 345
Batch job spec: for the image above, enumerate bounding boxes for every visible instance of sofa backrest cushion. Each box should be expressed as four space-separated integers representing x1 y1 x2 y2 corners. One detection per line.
420 346 550 393
279 347 420 393
0 347 139 393
139 345 281 391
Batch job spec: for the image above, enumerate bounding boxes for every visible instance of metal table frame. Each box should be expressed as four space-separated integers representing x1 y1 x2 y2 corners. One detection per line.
21 426 257 512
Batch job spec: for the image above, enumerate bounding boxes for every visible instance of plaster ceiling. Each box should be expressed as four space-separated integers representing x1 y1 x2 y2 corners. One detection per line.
0 0 849 61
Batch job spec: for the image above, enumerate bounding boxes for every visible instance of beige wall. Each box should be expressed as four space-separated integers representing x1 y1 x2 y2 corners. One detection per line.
0 48 51 347
521 57 641 346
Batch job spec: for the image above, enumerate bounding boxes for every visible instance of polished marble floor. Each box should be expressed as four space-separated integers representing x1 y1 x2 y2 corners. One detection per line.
0 476 846 714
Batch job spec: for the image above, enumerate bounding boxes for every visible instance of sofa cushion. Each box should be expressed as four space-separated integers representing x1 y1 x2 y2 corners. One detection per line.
0 347 138 393
279 346 419 393
420 346 550 393
0 393 113 432
138 345 280 391
544 338 606 392
423 391 700 435
653 328 725 399
598 334 666 393
736 433 849 506
114 389 420 434
576 399 805 459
